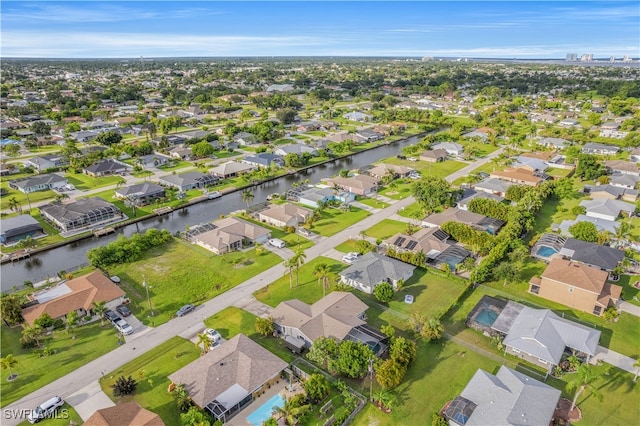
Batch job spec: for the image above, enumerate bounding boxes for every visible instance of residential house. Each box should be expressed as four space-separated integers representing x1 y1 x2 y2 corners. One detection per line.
0 215 45 245
610 173 640 189
492 301 601 370
267 84 294 92
325 131 357 143
600 122 628 139
431 142 464 157
531 113 558 124
558 237 624 271
339 252 415 294
271 291 388 355
559 118 579 127
513 156 548 172
579 198 635 221
296 121 321 132
557 215 620 236
584 184 638 202
137 154 171 168
530 258 622 316
355 128 383 142
461 130 489 141
326 174 379 196
24 154 69 172
160 172 219 191
456 189 504 211
257 203 313 228
115 183 166 205
474 178 514 197
538 137 570 150
604 160 640 177
581 143 620 155
343 111 372 122
630 148 640 163
84 159 131 177
273 144 318 157
83 402 164 426
297 187 356 208
168 334 288 424
233 132 258 146
419 149 448 163
70 130 100 142
242 153 284 169
444 366 560 426
367 163 413 180
21 271 127 326
490 167 545 187
209 161 256 179
422 207 505 235
190 217 271 255
39 197 123 233
9 173 67 193
168 145 192 160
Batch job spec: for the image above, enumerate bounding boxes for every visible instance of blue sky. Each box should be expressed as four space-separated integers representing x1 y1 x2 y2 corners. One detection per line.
2 1 638 58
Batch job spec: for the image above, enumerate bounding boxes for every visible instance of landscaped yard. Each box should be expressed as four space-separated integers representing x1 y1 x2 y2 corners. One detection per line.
84 188 204 219
395 202 424 220
107 239 283 326
236 214 314 251
99 337 200 425
0 187 57 211
1 321 119 407
309 206 371 237
364 219 407 241
64 172 125 191
254 256 346 307
380 157 467 178
334 239 360 253
356 197 390 209
529 193 589 238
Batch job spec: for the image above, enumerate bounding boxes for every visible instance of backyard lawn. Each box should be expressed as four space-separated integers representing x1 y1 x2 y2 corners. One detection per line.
64 172 125 190
85 188 204 219
254 256 346 307
378 180 413 200
99 337 200 425
0 321 119 407
309 206 371 237
107 239 282 326
364 219 407 240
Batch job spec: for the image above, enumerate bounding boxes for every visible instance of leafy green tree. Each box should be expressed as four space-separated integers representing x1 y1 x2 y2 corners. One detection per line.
92 301 107 326
389 336 417 367
31 121 51 136
180 407 212 426
575 154 606 180
553 178 576 198
20 325 42 347
1 354 18 380
303 373 330 403
373 282 395 303
306 336 339 367
334 340 375 378
174 383 194 412
111 375 138 396
380 324 396 339
411 177 459 213
95 130 123 146
355 239 375 254
274 395 311 426
566 365 603 411
191 141 215 158
375 358 406 389
276 109 297 124
409 313 444 341
34 313 54 329
494 261 521 287
569 221 599 243
1 294 24 325
17 236 37 250
255 317 275 336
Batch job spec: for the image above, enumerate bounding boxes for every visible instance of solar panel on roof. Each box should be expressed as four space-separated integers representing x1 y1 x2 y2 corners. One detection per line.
393 236 404 245
406 241 418 250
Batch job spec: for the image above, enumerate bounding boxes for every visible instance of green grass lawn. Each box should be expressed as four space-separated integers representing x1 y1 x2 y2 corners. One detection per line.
381 158 466 179
0 187 57 211
156 160 192 172
378 180 413 200
396 202 424 220
85 188 204 219
254 256 346 307
107 239 282 326
529 193 589 237
364 219 407 240
16 403 83 426
334 239 360 253
0 210 70 254
613 274 640 306
309 206 371 237
356 197 390 209
99 337 200 425
64 172 125 191
545 167 574 178
0 321 119 407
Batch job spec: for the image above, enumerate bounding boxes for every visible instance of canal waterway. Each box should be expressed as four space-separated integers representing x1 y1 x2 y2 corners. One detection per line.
1 134 425 291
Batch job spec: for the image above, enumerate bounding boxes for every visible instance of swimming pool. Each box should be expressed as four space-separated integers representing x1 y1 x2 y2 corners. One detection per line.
475 308 498 327
537 246 558 258
246 393 285 426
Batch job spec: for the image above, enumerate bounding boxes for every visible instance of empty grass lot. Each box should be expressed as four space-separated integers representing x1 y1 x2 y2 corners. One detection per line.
381 157 467 179
107 239 282 326
309 206 371 237
64 172 125 190
99 337 200 425
356 197 390 209
1 322 119 407
364 219 407 240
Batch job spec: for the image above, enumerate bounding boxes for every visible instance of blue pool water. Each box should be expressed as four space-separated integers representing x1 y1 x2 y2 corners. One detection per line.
475 308 498 327
537 246 558 257
246 393 285 426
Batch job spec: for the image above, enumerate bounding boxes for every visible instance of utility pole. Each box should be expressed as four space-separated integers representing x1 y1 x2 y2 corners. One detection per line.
143 275 153 316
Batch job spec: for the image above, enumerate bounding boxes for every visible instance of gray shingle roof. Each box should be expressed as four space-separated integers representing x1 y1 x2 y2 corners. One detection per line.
560 237 624 271
339 252 415 289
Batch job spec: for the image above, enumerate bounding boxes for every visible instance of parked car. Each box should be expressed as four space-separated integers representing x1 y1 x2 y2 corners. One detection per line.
268 238 286 249
114 318 134 335
205 328 222 347
116 304 132 317
342 252 360 264
109 275 121 284
176 304 195 317
396 155 407 160
207 191 222 199
104 310 121 324
27 396 64 424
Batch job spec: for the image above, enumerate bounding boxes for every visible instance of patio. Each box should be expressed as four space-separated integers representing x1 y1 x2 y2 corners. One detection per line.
234 375 304 426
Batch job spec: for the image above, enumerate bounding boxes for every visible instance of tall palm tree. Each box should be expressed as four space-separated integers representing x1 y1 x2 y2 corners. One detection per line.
1 354 18 380
242 189 254 211
196 333 212 354
273 397 311 426
7 197 20 213
313 263 331 298
21 324 42 347
283 258 295 289
92 301 107 327
290 246 307 287
66 311 80 339
566 364 603 412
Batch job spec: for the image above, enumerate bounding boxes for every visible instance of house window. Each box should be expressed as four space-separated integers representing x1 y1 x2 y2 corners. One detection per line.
593 306 602 315
530 285 540 295
538 359 548 364
568 286 574 293
512 348 521 354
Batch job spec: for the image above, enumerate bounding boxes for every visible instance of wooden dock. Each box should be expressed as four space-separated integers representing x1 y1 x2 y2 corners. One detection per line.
153 206 173 216
9 249 31 261
93 227 115 237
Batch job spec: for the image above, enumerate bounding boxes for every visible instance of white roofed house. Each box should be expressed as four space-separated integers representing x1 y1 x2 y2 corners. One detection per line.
115 182 166 206
273 144 318 157
339 252 415 294
9 173 67 193
579 198 635 221
24 154 69 172
209 161 256 179
431 141 464 157
160 171 219 191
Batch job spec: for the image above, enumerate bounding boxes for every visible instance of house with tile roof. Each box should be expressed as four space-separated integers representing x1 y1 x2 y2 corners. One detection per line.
367 163 413 179
419 148 448 163
490 167 545 187
190 217 271 255
529 258 621 316
271 291 388 355
339 252 415 294
257 203 313 229
326 174 379 196
22 271 127 325
83 402 164 426
168 334 287 424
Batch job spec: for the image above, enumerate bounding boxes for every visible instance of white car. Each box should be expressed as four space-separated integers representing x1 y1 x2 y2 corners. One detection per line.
114 318 134 335
342 252 360 264
205 328 222 343
27 396 64 424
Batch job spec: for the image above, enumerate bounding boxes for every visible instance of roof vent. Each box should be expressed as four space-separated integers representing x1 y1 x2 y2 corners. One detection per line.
220 362 224 366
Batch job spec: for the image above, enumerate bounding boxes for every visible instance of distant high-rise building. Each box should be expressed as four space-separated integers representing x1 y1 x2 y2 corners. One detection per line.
581 53 594 62
610 56 616 62
623 55 632 62
566 53 577 61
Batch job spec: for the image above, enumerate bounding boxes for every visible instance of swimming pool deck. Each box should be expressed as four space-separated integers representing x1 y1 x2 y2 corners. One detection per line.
229 380 304 426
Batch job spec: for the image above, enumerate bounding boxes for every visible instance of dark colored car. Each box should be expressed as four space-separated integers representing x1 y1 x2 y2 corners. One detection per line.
116 304 132 317
104 310 121 324
176 304 195 317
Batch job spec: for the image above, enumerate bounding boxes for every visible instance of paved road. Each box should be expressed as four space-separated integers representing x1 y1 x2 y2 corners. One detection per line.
0 148 505 423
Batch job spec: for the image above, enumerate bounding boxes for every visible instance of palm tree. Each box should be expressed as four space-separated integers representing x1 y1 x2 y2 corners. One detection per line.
283 258 295 289
273 397 311 426
313 263 331 298
242 189 254 211
196 333 212 354
633 359 640 383
7 197 20 213
1 354 18 380
66 311 80 339
566 364 603 412
290 246 307 287
21 324 42 347
92 301 107 326
424 317 444 341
